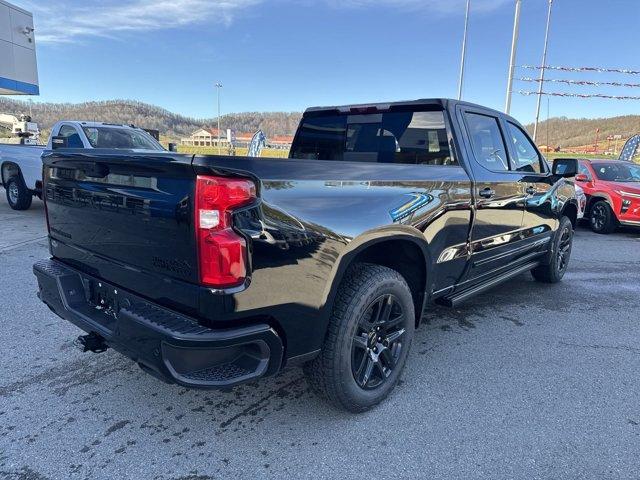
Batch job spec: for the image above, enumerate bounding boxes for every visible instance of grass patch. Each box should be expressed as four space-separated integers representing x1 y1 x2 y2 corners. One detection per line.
177 145 290 158
545 152 609 160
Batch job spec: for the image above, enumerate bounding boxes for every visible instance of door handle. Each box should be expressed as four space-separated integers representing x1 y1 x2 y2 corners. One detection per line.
478 188 495 199
526 186 537 195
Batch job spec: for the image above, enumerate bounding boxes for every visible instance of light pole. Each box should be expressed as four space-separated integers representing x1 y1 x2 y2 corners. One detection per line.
546 95 550 150
457 0 471 100
504 0 522 114
533 0 553 142
215 82 223 154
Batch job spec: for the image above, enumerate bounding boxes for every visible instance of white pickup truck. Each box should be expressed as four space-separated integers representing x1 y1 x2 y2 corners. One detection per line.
0 121 169 210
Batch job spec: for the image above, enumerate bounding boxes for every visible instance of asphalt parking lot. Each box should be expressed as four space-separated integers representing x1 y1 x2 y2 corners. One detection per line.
1 188 639 480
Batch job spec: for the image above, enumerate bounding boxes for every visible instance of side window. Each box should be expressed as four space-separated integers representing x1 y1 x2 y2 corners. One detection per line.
290 110 456 165
289 116 347 161
506 122 542 173
58 125 84 148
578 163 592 180
384 111 456 166
464 112 509 171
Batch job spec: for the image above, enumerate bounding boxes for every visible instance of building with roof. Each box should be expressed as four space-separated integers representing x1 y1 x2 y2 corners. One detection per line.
180 128 229 147
181 128 294 150
0 0 38 95
268 135 294 149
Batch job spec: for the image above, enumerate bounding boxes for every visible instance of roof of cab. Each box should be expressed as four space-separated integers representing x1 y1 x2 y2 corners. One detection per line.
303 98 505 118
58 121 138 129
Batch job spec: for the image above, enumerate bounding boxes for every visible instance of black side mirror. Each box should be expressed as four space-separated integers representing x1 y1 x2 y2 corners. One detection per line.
552 158 578 177
168 142 178 153
51 136 68 150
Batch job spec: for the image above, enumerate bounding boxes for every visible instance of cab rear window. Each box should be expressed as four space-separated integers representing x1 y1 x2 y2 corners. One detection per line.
290 110 456 166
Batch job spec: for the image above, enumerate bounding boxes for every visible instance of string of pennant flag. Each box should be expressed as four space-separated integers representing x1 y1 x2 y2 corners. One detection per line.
518 77 640 89
518 91 640 101
519 65 640 75
516 64 640 101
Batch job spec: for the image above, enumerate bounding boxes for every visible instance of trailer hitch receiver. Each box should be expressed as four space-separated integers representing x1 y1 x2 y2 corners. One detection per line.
74 332 108 353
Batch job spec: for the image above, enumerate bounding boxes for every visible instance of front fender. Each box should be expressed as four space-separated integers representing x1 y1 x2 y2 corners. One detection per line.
528 177 577 227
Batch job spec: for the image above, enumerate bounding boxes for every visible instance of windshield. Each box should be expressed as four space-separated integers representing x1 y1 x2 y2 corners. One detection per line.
592 162 640 182
82 126 164 150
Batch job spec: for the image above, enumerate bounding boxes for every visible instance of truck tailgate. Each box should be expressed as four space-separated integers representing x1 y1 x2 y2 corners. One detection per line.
43 151 199 289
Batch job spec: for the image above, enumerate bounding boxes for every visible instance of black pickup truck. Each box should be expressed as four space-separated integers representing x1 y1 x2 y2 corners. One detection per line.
33 99 578 412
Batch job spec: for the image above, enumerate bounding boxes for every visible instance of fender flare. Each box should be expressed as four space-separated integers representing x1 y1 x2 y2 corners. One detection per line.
586 192 614 213
1 161 25 186
560 198 579 226
319 225 432 323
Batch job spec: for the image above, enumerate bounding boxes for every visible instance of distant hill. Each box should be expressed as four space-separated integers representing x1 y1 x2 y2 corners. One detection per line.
524 115 640 149
2 98 638 148
0 98 302 141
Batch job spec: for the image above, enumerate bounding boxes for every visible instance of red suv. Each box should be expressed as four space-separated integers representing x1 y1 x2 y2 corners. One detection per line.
577 159 640 233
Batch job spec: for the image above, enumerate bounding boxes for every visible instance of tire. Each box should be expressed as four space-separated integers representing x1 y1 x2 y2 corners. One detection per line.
304 263 415 412
589 200 616 234
531 216 573 283
5 176 32 211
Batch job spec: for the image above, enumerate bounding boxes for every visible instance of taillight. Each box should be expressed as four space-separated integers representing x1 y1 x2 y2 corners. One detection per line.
195 175 256 288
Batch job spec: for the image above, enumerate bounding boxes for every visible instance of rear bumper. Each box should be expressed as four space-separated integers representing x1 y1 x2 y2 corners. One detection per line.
33 259 283 389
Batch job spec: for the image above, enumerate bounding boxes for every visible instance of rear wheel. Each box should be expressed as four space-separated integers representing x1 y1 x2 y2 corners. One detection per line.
5 176 32 210
531 215 573 283
589 200 616 234
304 263 415 412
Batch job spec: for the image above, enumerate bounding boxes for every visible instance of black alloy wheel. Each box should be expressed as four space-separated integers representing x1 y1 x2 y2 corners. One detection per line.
556 224 572 275
531 215 573 283
351 294 406 390
591 203 608 231
589 200 616 234
303 263 415 412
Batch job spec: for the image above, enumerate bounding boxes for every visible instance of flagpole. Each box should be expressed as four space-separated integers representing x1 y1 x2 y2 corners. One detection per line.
533 0 554 142
504 0 522 113
457 0 471 100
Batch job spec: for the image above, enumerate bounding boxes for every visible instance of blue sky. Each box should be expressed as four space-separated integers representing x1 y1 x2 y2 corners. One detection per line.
9 0 640 123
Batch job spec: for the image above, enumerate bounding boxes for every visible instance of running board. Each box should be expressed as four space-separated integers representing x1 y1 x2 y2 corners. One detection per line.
436 261 539 308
